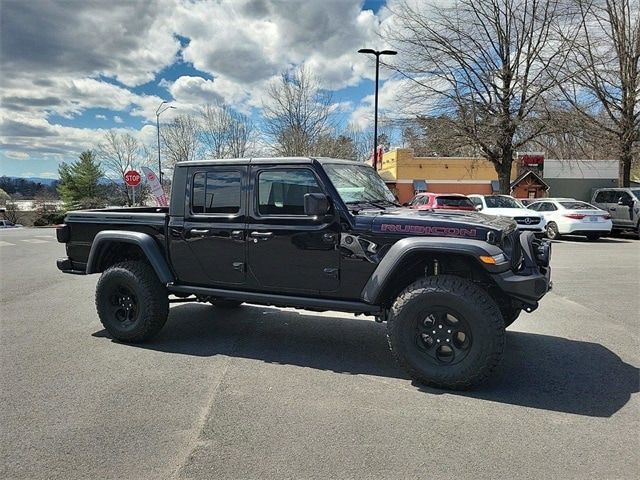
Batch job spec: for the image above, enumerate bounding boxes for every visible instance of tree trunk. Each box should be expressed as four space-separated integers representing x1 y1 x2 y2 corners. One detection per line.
619 134 633 187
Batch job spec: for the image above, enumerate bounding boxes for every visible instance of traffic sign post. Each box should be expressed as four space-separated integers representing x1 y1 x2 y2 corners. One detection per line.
124 170 141 206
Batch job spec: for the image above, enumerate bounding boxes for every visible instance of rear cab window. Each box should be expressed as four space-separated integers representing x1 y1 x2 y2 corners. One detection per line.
190 170 243 215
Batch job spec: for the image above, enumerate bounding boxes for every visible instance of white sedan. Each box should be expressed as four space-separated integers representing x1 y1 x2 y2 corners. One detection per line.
527 198 612 241
467 194 546 235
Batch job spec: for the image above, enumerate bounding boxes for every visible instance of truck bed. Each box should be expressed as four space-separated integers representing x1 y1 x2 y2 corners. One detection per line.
62 207 169 271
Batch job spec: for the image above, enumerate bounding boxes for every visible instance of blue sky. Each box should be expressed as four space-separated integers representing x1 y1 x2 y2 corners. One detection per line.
0 0 402 179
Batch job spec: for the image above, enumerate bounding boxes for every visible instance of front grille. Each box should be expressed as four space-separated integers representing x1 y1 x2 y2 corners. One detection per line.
501 230 523 272
514 216 541 225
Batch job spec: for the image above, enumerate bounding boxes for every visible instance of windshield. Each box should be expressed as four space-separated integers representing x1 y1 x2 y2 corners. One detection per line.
323 163 397 204
484 195 523 208
631 189 640 199
436 196 474 208
559 201 596 210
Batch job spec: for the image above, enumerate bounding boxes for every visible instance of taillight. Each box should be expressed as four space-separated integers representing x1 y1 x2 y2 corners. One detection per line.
602 213 611 219
563 213 585 219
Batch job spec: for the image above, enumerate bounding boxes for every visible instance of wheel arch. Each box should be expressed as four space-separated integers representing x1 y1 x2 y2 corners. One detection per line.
86 231 174 284
361 237 505 306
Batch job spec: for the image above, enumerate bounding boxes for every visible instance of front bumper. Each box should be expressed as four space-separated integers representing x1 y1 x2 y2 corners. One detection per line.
491 232 552 305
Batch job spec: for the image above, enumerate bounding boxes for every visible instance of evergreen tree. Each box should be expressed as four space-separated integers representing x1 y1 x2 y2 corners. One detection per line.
57 151 106 209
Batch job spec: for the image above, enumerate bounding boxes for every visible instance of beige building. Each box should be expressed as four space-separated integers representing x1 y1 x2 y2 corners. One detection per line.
377 148 518 203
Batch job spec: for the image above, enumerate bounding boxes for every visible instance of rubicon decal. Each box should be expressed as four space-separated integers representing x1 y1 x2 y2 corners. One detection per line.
379 223 478 238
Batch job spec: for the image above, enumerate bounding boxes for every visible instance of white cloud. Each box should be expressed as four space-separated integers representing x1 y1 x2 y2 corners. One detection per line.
3 150 30 160
113 116 123 124
95 114 107 120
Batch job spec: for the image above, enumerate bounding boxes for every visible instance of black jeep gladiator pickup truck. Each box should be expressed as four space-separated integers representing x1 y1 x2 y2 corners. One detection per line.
57 157 551 389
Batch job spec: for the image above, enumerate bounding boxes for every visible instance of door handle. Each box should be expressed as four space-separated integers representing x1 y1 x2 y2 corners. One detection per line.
230 230 244 241
190 228 210 236
249 231 273 242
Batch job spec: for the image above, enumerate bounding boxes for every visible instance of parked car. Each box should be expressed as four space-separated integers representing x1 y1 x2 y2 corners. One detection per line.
591 188 640 235
467 194 546 235
527 198 612 240
0 220 22 228
56 157 552 390
406 192 475 211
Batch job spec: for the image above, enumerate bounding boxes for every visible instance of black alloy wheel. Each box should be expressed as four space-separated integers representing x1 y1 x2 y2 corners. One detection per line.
416 310 472 366
106 285 139 330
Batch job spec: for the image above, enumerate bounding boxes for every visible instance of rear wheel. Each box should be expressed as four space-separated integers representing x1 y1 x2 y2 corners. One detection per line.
546 222 560 240
95 261 169 342
586 232 600 241
387 275 505 390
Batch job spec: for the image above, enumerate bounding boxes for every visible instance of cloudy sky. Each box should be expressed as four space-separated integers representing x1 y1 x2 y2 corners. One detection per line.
0 0 405 179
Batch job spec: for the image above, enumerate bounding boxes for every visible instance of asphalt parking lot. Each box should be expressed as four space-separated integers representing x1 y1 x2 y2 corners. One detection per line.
1 227 638 480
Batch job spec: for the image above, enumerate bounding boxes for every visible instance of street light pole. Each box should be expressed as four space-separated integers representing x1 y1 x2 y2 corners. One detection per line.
155 101 175 186
358 48 397 170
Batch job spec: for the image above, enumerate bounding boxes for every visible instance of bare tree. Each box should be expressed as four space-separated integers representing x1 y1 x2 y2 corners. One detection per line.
200 103 255 158
263 65 333 156
161 114 201 165
98 131 148 206
3 201 22 225
386 0 572 192
559 0 639 186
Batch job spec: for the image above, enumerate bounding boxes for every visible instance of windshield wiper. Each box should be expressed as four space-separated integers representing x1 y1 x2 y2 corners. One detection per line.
346 200 389 212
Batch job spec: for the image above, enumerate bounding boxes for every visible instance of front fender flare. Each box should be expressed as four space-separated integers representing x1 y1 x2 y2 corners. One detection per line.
86 230 174 284
360 237 505 304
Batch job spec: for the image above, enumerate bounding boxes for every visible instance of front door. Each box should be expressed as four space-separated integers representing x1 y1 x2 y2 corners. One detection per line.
246 165 340 294
170 166 247 286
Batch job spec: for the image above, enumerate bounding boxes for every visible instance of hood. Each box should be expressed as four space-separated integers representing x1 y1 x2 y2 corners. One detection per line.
482 207 542 217
354 207 516 242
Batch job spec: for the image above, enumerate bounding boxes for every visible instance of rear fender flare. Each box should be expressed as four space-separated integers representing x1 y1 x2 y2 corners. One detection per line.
86 230 174 284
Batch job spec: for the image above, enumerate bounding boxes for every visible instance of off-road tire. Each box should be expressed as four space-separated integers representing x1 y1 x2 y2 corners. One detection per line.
387 275 505 390
586 233 600 241
95 261 169 342
210 299 243 309
546 222 560 240
501 307 522 328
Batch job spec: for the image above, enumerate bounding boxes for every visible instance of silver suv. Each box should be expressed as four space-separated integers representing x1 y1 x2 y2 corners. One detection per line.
591 188 640 234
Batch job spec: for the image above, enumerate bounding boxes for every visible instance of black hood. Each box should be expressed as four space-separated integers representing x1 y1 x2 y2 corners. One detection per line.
353 207 517 242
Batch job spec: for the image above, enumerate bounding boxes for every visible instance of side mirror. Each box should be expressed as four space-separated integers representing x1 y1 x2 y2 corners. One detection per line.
304 193 330 216
474 204 483 211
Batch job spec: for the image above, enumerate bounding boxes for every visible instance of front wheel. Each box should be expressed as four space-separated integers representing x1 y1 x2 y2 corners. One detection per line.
387 275 505 390
546 222 561 240
95 261 169 342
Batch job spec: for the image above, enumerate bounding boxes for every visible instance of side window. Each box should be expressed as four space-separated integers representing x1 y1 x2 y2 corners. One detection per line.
470 197 482 206
547 203 558 211
595 191 611 203
618 192 632 203
258 169 322 216
191 170 242 215
528 203 540 211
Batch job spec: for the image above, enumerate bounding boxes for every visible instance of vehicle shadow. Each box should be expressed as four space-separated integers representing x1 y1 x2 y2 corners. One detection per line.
552 236 632 244
94 303 639 418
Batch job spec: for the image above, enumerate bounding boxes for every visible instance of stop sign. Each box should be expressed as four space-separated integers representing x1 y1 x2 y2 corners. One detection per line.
124 170 141 186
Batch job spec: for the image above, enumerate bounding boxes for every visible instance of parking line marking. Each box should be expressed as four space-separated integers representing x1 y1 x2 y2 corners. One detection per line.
34 235 55 238
0 241 16 247
21 239 49 244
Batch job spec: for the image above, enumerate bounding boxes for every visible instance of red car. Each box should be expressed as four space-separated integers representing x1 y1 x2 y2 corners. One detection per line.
407 193 476 211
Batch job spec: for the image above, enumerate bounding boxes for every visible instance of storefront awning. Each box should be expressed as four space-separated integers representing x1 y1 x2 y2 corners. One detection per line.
413 179 428 192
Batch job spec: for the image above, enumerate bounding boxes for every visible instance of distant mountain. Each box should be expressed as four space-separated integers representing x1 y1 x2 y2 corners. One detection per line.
2 176 122 185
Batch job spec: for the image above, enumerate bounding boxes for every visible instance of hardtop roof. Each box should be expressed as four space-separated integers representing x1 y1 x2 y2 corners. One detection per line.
175 157 366 168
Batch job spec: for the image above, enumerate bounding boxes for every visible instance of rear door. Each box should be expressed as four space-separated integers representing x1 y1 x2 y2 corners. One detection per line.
171 166 248 286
